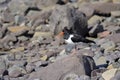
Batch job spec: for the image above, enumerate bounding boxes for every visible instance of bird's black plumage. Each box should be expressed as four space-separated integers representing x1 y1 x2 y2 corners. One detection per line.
62 27 95 44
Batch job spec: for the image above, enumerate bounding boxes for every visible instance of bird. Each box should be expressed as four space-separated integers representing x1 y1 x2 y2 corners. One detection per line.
61 27 95 44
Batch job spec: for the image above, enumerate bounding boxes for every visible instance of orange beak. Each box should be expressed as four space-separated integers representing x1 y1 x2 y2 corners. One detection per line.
56 31 64 38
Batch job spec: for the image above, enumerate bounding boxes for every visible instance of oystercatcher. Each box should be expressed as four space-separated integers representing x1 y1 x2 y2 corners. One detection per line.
60 27 95 44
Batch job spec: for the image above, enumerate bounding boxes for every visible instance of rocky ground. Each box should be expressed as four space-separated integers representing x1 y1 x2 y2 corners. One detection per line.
0 0 120 80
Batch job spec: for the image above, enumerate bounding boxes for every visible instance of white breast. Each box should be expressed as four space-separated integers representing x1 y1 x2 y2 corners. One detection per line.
65 35 74 44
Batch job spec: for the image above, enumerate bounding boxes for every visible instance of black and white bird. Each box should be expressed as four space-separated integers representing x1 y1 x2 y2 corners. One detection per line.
62 27 95 44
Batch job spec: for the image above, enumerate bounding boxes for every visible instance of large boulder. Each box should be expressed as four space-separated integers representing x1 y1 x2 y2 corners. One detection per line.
49 5 88 35
27 54 96 80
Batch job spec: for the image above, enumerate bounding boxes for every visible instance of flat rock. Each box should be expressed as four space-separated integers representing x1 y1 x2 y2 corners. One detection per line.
111 11 120 17
113 0 120 3
97 31 111 38
102 68 117 80
7 26 30 33
8 0 29 15
106 33 120 43
94 56 107 67
10 47 25 53
33 32 52 38
88 15 103 25
8 65 26 78
37 0 58 9
101 40 116 51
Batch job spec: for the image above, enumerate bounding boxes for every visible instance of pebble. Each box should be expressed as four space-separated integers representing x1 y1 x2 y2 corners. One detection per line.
88 15 103 25
26 63 35 73
18 36 28 42
8 65 23 78
101 40 116 51
94 56 107 67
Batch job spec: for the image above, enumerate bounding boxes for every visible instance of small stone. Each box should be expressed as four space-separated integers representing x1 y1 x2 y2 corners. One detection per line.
89 23 104 37
62 73 79 80
107 64 114 69
34 61 42 68
65 44 75 53
94 56 107 67
40 55 47 61
111 11 120 17
112 0 120 3
88 15 103 25
26 63 35 73
37 0 57 9
99 0 112 3
0 0 6 3
33 32 53 38
15 54 23 60
1 10 14 23
0 58 6 75
3 75 10 80
8 0 29 15
79 75 90 80
18 36 28 42
101 41 116 51
14 15 26 25
2 34 17 42
97 31 111 38
102 68 117 80
7 53 15 61
8 65 26 78
95 38 107 45
106 33 120 43
10 47 25 53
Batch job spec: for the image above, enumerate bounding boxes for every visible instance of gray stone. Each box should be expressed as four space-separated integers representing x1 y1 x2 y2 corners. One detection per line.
101 40 116 52
106 33 120 43
79 75 90 80
65 44 75 53
49 5 88 35
14 15 26 25
23 0 38 8
1 9 14 23
111 11 120 17
0 0 6 3
3 75 10 80
27 10 51 27
111 70 120 80
8 0 29 15
62 73 79 80
89 23 104 37
27 55 96 80
8 65 25 78
26 63 35 73
7 53 15 61
18 36 28 42
15 54 23 60
94 56 107 67
0 58 6 75
37 0 58 9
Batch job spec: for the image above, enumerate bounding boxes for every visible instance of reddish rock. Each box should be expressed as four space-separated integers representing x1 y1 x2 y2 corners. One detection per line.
98 31 111 38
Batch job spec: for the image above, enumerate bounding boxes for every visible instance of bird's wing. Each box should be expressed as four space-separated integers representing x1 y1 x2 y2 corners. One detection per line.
71 34 95 43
